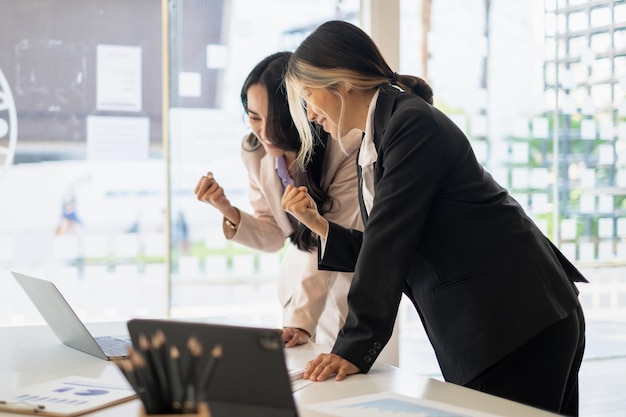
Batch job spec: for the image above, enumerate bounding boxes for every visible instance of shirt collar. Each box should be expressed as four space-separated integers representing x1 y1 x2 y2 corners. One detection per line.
275 155 294 188
358 88 380 168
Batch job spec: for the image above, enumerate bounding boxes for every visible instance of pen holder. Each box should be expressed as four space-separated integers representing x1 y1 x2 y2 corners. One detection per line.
139 402 211 417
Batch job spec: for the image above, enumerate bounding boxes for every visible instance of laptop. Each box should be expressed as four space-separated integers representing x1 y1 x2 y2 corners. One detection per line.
127 318 299 417
11 271 132 361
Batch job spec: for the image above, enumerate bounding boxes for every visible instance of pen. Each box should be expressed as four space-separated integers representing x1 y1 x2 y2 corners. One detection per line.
150 330 171 408
129 348 160 414
115 358 150 408
184 336 203 413
197 344 222 402
0 400 46 413
168 345 184 411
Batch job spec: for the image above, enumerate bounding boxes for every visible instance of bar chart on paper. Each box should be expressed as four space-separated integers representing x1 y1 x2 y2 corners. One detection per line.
304 392 500 417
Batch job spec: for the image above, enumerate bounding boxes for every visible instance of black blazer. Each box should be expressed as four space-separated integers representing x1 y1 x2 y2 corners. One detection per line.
320 84 586 386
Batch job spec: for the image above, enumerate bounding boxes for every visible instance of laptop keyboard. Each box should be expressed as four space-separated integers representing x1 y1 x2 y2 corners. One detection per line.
287 367 304 381
95 336 132 357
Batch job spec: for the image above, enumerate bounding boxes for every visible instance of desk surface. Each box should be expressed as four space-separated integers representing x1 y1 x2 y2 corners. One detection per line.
0 322 560 417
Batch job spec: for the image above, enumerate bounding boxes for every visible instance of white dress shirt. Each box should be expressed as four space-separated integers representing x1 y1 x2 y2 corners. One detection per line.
358 88 380 216
320 89 379 249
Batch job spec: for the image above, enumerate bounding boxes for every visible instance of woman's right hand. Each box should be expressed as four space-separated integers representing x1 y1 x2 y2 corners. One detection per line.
194 172 235 216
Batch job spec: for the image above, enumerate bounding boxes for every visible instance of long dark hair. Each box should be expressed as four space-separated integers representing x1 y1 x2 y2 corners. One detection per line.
285 20 433 168
240 51 331 251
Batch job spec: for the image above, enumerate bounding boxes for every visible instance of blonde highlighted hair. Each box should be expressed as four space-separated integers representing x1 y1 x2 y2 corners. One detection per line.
285 20 433 169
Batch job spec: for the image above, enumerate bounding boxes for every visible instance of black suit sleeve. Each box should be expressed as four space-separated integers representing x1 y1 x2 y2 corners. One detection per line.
317 221 363 272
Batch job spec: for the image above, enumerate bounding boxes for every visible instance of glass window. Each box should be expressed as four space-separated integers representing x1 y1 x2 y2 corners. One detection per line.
568 35 587 57
590 32 612 54
615 3 626 23
590 6 611 27
569 61 588 85
545 62 557 86
545 12 557 37
591 57 613 82
557 12 568 34
615 29 626 50
167 0 360 324
591 83 613 108
0 0 167 325
556 0 569 9
568 11 588 32
544 37 556 59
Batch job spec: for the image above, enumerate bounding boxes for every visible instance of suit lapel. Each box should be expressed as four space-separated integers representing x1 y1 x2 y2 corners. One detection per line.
356 162 368 225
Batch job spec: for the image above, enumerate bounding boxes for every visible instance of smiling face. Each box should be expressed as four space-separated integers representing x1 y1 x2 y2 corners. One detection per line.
246 83 285 158
302 86 344 139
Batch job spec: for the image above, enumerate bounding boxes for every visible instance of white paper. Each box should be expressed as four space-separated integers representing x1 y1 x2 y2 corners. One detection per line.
305 391 501 417
96 45 142 112
0 376 135 416
87 116 149 160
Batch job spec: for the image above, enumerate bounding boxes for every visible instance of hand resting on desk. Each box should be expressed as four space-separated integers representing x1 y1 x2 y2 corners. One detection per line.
304 353 360 382
281 327 310 348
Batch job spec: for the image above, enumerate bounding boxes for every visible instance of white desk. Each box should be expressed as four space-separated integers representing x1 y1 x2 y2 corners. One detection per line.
0 322 560 417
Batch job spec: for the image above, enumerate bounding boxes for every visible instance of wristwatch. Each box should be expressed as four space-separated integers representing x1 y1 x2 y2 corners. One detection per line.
225 218 238 230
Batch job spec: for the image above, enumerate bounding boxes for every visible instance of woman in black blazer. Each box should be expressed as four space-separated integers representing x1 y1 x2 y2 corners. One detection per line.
281 20 587 417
